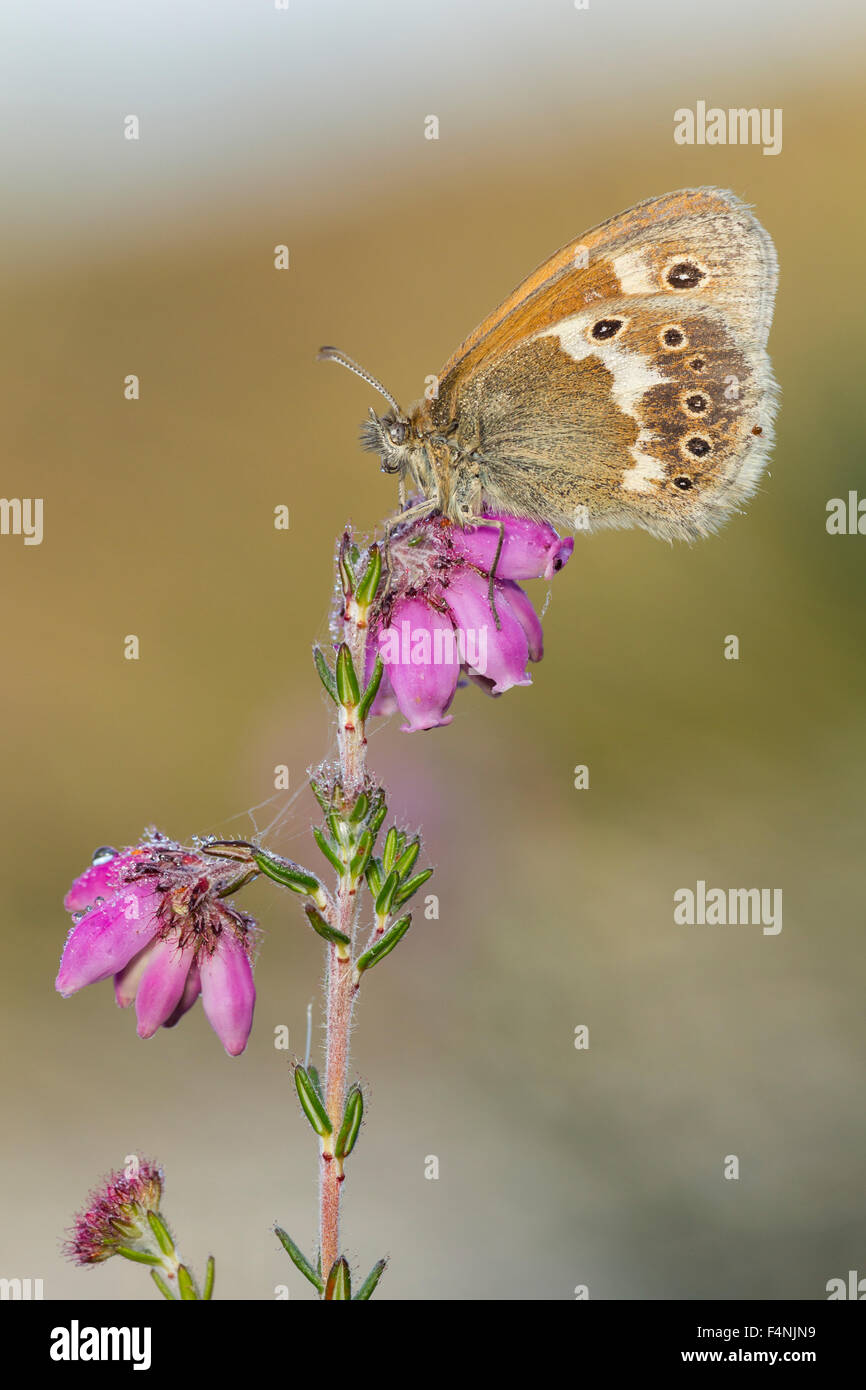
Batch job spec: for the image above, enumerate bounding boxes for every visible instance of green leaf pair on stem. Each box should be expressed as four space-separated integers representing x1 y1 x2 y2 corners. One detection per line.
294 1067 363 1165
150 1255 215 1302
338 534 383 614
315 532 386 721
275 1227 386 1301
315 642 384 724
128 1211 215 1301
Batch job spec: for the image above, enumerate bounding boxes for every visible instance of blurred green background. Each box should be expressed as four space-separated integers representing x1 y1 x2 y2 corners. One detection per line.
2 0 865 1300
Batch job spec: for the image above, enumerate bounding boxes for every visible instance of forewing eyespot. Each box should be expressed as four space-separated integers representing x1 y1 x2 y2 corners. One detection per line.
666 260 707 290
590 318 624 341
689 357 706 373
682 392 709 416
673 476 693 491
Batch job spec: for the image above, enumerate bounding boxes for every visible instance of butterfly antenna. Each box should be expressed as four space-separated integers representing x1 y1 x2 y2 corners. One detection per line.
318 346 401 414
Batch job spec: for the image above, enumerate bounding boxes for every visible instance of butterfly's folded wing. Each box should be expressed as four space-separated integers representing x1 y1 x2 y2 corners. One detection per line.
438 189 777 379
443 296 776 539
430 189 778 540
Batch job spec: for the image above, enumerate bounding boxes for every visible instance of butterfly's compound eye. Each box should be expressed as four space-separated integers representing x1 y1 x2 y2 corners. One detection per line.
388 421 408 445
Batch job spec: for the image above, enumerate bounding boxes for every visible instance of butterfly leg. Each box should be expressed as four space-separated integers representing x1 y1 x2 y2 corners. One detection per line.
381 498 439 594
464 515 505 631
392 498 438 529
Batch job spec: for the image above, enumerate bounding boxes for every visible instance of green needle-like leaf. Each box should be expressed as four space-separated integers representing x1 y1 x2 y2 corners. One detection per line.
150 1269 176 1300
324 1257 352 1301
146 1210 175 1257
368 795 388 836
216 867 258 899
374 869 399 918
338 541 355 598
177 1264 198 1300
202 1256 215 1301
353 1259 387 1301
304 904 351 949
355 543 382 607
355 914 412 976
313 827 345 877
382 826 400 874
349 829 374 880
253 849 322 897
366 858 384 898
116 1246 163 1266
394 839 421 879
310 777 333 816
357 655 384 722
335 644 361 708
349 792 369 823
393 867 434 907
295 1064 333 1137
313 647 338 703
274 1227 324 1293
335 1084 363 1159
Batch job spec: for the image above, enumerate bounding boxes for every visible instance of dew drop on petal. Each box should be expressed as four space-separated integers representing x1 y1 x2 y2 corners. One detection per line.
92 846 119 866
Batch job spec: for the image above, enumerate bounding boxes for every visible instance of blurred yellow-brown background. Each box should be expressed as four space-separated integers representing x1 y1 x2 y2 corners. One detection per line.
2 0 865 1299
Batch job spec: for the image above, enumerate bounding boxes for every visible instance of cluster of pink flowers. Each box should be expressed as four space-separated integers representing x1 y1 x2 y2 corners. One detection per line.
57 834 258 1055
366 513 573 731
56 513 573 1055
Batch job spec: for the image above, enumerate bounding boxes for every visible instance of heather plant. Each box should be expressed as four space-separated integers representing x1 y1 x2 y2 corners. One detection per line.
58 512 572 1299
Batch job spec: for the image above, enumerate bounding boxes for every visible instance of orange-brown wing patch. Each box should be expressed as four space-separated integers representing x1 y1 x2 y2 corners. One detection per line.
435 188 776 400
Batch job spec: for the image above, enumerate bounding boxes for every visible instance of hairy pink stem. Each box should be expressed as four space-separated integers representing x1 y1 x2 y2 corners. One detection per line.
320 607 368 1283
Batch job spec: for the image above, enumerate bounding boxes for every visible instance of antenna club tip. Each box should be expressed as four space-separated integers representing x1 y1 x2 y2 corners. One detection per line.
315 347 401 414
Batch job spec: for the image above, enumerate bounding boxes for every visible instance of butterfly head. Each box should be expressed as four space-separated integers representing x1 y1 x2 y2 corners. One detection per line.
319 345 422 478
359 408 417 475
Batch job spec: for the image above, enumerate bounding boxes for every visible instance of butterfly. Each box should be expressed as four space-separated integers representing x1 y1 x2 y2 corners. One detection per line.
320 187 778 544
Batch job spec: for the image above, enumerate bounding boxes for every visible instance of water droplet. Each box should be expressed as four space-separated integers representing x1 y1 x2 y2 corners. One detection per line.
94 895 105 906
92 846 119 866
72 910 85 922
